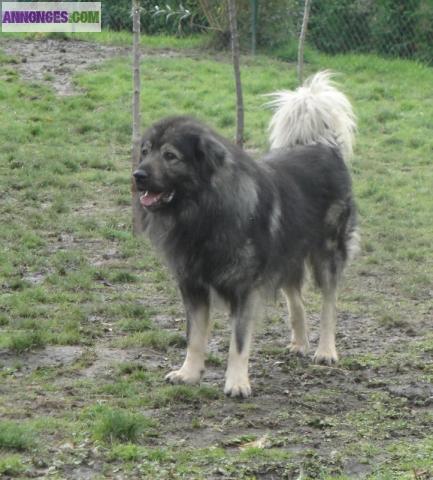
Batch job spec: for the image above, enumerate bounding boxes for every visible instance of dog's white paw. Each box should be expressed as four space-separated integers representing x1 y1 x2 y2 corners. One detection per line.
313 346 338 365
165 366 203 385
289 339 310 356
224 375 252 398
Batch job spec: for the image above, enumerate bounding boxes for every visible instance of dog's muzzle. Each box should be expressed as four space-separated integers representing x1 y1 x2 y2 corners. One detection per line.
133 170 175 210
133 169 149 188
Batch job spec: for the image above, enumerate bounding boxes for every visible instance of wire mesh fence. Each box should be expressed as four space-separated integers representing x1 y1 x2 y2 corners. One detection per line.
307 0 433 65
256 0 433 65
100 0 433 65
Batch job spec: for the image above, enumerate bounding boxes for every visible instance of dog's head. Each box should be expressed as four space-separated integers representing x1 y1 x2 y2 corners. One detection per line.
133 116 229 211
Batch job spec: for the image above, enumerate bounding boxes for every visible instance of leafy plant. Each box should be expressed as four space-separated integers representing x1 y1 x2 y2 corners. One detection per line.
101 0 207 35
151 3 204 35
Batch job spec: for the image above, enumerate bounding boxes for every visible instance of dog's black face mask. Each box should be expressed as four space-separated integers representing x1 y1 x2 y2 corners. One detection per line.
133 118 227 212
133 139 183 210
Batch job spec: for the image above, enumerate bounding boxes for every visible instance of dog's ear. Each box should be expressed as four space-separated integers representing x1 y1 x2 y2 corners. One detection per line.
196 134 228 172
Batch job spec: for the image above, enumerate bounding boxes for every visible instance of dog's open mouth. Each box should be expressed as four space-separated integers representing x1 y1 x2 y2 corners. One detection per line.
139 190 175 209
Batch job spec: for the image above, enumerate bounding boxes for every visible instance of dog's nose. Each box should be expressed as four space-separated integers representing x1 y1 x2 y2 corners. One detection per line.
133 169 148 181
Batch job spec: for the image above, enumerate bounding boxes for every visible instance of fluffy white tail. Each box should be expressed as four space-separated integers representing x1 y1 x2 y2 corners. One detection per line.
267 71 356 162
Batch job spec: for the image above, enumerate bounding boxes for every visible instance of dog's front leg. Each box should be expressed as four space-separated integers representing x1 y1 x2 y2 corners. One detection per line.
224 291 261 398
165 285 210 385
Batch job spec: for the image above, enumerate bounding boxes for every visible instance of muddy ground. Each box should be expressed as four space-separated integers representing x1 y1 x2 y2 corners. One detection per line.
0 37 432 479
0 37 188 96
0 37 130 95
2 274 432 478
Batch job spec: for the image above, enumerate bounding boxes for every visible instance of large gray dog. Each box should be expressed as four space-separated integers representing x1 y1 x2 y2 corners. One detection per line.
133 72 359 397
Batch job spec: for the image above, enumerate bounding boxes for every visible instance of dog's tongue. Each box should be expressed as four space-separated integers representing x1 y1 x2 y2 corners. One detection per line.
140 191 163 208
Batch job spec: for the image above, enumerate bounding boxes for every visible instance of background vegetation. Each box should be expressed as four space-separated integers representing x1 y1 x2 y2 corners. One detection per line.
98 0 433 63
309 0 433 63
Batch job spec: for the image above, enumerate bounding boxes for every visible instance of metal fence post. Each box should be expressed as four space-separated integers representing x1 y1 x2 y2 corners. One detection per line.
251 0 258 55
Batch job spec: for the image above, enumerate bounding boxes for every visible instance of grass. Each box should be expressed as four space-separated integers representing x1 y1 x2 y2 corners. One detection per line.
0 31 432 479
150 384 221 407
88 405 157 444
0 455 25 476
0 30 211 49
6 330 46 353
118 329 186 350
0 422 35 451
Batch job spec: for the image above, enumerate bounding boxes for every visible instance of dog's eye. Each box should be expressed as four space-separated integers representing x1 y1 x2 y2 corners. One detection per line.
163 151 178 162
141 142 152 156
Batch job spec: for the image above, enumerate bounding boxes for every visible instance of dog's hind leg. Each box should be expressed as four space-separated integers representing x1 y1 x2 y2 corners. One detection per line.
314 280 339 364
166 285 210 385
224 290 261 398
282 286 310 356
311 255 342 365
312 200 357 364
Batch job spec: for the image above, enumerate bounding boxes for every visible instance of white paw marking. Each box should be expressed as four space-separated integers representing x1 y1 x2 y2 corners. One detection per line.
289 339 310 356
313 346 339 365
224 374 251 398
165 366 203 385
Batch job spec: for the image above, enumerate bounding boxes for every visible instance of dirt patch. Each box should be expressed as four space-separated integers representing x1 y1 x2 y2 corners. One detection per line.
0 344 167 378
0 37 200 96
387 383 433 406
80 346 166 378
0 345 83 371
0 38 129 95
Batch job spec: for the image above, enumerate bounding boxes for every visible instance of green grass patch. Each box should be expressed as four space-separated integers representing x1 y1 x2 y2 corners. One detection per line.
109 270 139 284
206 352 224 367
118 316 153 333
87 405 157 444
118 330 186 351
55 30 210 49
6 330 46 353
0 422 35 451
151 384 221 407
0 455 25 476
382 436 433 477
268 39 319 64
109 442 142 462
